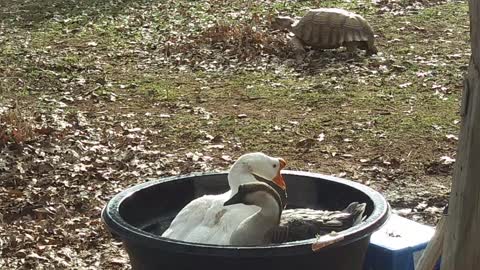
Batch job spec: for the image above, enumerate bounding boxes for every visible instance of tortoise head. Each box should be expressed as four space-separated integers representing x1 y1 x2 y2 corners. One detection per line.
272 16 295 31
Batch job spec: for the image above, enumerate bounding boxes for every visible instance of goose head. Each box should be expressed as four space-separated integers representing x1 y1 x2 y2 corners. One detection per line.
228 152 287 194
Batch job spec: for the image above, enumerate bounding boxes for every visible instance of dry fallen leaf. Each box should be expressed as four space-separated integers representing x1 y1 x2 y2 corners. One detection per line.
440 156 455 165
317 133 325 142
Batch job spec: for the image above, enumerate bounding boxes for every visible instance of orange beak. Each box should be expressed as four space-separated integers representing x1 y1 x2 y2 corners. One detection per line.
273 158 287 190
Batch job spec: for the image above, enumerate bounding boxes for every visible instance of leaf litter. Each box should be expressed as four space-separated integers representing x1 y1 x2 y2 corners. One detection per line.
0 0 469 268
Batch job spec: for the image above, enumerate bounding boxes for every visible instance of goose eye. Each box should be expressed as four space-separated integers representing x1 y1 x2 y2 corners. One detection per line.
273 164 277 168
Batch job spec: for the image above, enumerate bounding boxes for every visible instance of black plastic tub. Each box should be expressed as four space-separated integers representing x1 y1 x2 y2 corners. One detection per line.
102 170 390 270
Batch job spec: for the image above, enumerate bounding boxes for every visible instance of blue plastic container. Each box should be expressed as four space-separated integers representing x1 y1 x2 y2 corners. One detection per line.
363 214 440 270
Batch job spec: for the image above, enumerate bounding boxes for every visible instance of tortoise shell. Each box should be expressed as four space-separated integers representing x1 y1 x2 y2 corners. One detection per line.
292 8 375 49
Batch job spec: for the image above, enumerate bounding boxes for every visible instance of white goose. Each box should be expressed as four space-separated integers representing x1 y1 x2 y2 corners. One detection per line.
161 152 287 245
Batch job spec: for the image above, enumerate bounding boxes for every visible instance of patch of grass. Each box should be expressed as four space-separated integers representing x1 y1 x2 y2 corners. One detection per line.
2 0 466 145
135 78 184 100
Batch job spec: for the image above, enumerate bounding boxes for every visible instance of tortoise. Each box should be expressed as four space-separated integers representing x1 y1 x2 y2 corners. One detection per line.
273 8 378 61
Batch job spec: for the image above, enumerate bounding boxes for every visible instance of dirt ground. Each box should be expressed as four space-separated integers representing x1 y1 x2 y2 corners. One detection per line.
0 0 469 268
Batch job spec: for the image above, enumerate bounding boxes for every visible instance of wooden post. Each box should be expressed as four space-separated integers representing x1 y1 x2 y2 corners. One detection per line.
441 0 480 269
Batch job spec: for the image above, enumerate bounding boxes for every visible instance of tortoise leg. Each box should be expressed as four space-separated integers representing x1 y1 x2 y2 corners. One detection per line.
288 36 306 63
366 40 378 56
345 42 358 57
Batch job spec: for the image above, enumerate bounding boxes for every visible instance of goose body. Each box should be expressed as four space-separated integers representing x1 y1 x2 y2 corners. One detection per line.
161 152 286 245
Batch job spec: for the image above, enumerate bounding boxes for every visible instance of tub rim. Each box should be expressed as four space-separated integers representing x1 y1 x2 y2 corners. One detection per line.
102 170 390 257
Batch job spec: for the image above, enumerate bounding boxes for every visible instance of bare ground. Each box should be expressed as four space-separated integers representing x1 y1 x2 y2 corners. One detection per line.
0 0 469 268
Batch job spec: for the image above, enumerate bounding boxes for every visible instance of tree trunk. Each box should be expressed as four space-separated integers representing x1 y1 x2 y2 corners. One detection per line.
441 1 480 269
